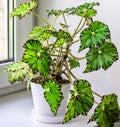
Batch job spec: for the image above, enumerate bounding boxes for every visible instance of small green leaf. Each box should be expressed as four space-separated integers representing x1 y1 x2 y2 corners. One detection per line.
46 7 75 17
79 21 110 51
71 2 99 18
28 26 53 42
54 29 73 47
68 59 80 69
89 94 120 127
5 61 29 83
43 80 63 116
47 9 65 17
10 1 38 19
64 80 94 123
22 40 52 76
84 42 119 73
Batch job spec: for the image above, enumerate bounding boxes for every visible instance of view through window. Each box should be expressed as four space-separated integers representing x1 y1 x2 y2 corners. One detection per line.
0 0 14 63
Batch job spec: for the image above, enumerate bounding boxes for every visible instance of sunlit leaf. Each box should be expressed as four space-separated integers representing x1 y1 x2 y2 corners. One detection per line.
10 1 38 19
47 7 75 17
5 61 29 83
71 2 99 18
84 42 118 73
28 26 53 42
79 21 110 51
22 40 51 76
64 80 94 123
53 29 73 47
89 94 120 127
43 80 63 115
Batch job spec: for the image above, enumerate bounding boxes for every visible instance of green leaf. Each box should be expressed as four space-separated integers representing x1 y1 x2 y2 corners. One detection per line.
54 29 73 47
79 21 110 51
64 80 94 123
10 1 38 19
89 94 120 127
47 9 65 17
43 80 63 116
68 59 80 69
5 61 29 83
84 42 119 73
46 7 75 17
28 26 53 42
22 40 52 77
71 2 99 18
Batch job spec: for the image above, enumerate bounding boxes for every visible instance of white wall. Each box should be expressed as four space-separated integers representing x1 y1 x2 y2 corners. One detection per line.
36 0 120 103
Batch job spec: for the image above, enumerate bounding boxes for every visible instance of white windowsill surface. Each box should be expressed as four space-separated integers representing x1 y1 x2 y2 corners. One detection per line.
0 90 120 127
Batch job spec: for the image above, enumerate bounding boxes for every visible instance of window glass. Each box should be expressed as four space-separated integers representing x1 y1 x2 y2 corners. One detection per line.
0 0 14 63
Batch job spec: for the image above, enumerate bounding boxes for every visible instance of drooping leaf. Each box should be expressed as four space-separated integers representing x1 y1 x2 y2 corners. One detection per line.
10 1 38 19
22 40 52 77
28 26 53 42
68 59 80 69
84 42 118 73
71 2 99 18
43 80 63 116
53 29 73 47
5 61 29 83
79 21 110 51
64 80 94 123
89 94 120 127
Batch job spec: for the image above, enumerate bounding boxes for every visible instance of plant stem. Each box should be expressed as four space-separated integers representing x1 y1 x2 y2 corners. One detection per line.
75 19 86 35
72 17 84 38
69 39 79 45
50 54 62 57
69 51 86 60
64 61 77 81
94 100 99 105
32 11 50 26
62 14 69 32
50 15 59 30
64 61 74 83
92 90 102 99
63 71 74 84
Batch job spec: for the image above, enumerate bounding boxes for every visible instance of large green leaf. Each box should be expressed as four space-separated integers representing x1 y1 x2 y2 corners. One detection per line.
71 2 99 18
43 80 63 116
28 26 53 42
10 1 38 19
79 21 110 51
53 29 73 47
89 94 120 127
84 42 118 73
22 40 51 77
68 59 80 69
64 80 94 123
5 61 29 83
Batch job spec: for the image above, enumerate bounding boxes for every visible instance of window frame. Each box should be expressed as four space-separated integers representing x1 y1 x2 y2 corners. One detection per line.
0 0 35 96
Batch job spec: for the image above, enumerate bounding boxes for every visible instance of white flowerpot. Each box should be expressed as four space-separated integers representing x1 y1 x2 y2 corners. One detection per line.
31 82 70 123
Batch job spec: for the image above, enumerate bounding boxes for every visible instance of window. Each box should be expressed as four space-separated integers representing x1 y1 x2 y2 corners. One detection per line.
0 0 34 95
0 0 14 63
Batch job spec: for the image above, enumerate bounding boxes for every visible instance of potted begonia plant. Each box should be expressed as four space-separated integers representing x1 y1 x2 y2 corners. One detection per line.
6 1 120 126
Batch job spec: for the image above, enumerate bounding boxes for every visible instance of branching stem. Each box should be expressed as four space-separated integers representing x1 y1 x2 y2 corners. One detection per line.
75 19 86 35
32 11 50 26
72 17 84 38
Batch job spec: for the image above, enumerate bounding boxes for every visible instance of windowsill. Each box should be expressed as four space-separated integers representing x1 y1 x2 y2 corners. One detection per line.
0 82 27 96
0 90 120 127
